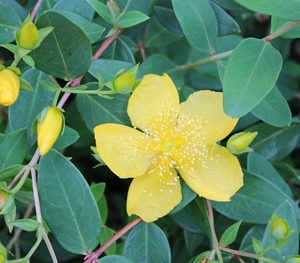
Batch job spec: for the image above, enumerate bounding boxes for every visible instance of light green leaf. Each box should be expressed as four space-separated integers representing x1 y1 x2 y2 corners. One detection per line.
123 222 171 263
38 149 102 254
271 17 300 39
0 128 27 170
250 85 292 127
262 201 299 261
212 170 300 224
8 219 40 232
219 221 242 247
223 38 283 117
99 227 116 255
0 2 22 44
172 0 218 54
0 164 24 179
99 255 135 263
87 0 112 24
117 11 149 28
235 0 300 21
31 11 92 81
251 237 264 255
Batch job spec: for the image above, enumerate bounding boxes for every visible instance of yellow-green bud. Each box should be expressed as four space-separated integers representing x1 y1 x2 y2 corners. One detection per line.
0 243 7 263
0 192 9 212
271 218 289 240
0 69 20 106
113 72 135 93
226 131 258 154
19 22 39 49
286 256 300 263
37 106 63 156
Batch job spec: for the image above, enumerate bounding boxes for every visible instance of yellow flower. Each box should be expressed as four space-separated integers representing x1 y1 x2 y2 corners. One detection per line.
19 22 39 49
227 131 258 154
0 69 20 106
94 74 243 222
37 106 63 156
0 191 9 212
0 243 7 263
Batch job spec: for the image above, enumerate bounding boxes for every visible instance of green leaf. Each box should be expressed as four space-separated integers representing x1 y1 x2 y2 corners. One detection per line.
271 17 300 39
0 128 27 170
223 38 283 118
90 182 106 202
9 68 55 147
212 170 300 224
247 152 293 198
172 0 218 54
22 55 35 68
117 11 149 28
184 230 205 255
248 122 300 160
31 11 92 81
87 0 112 24
250 85 292 127
38 79 57 92
137 54 184 87
240 225 264 253
235 0 300 21
210 1 240 36
8 219 40 232
123 222 171 263
76 91 130 132
56 11 105 44
262 201 299 261
38 149 102 254
219 221 242 247
0 2 22 44
99 255 135 263
99 227 116 255
52 126 79 151
252 237 264 255
0 164 24 179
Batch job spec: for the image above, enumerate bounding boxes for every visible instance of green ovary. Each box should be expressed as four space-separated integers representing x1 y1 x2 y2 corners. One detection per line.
162 141 176 154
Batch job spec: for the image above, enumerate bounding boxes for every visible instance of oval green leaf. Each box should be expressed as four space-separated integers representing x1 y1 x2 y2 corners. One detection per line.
117 11 149 28
219 221 242 247
31 11 92 81
223 38 283 118
172 0 218 54
99 255 135 263
38 149 102 254
123 222 171 263
52 126 79 151
250 85 292 127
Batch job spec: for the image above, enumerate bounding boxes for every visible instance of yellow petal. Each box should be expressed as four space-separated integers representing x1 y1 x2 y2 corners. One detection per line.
175 143 243 201
94 123 160 178
127 74 179 140
127 160 181 222
179 90 238 143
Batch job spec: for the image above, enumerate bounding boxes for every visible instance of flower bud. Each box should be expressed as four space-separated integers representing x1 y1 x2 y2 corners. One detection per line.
226 131 258 154
0 191 9 212
271 217 289 240
113 72 135 93
19 22 39 49
0 69 20 106
286 256 300 263
0 243 7 263
37 106 64 156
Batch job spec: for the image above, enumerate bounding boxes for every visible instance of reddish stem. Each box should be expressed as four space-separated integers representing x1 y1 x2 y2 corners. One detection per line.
84 217 142 263
31 0 43 21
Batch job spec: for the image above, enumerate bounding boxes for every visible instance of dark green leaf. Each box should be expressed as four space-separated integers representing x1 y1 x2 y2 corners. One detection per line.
38 149 102 254
90 182 106 202
212 170 300 224
76 91 130 132
52 126 79 151
262 201 299 261
271 17 300 39
123 222 171 263
239 225 264 253
99 227 116 255
235 0 300 21
0 0 27 20
9 68 55 147
223 38 283 118
172 0 218 54
0 164 24 179
0 128 27 169
210 1 240 36
250 85 292 127
56 11 105 44
248 122 300 159
184 230 205 254
0 3 22 44
117 11 149 28
31 11 92 81
99 255 135 263
219 221 242 247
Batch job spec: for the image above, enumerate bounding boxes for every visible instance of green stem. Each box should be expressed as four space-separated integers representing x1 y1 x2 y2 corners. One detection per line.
10 56 21 68
59 87 115 95
10 166 30 195
219 246 282 263
264 21 300 41
52 89 61 107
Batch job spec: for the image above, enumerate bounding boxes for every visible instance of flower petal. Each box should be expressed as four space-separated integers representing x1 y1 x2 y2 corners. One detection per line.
175 143 243 201
128 74 179 140
94 123 159 178
127 159 181 222
179 90 238 142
